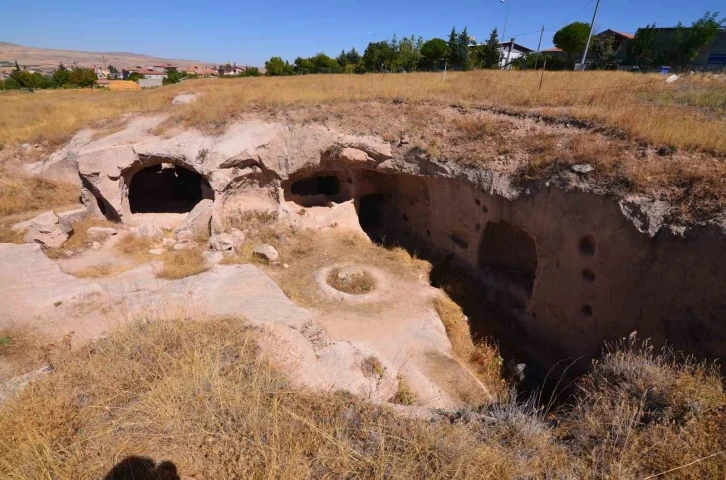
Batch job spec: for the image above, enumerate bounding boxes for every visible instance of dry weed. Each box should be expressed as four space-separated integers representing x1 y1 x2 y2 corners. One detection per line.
326 267 376 294
115 233 154 258
0 317 509 479
0 173 79 217
157 248 209 279
433 295 506 396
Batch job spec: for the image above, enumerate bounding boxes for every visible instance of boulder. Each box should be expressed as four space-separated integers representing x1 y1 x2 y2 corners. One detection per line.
209 233 234 252
337 265 365 284
253 244 278 262
86 227 118 242
230 228 246 250
23 211 72 249
134 224 163 240
173 240 197 251
171 93 198 105
175 230 194 242
175 199 213 238
148 248 165 256
571 163 594 174
161 238 177 247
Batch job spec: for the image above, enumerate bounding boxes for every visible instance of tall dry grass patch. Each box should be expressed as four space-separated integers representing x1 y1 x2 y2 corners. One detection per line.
2 71 725 152
0 317 509 479
157 248 209 279
0 173 80 217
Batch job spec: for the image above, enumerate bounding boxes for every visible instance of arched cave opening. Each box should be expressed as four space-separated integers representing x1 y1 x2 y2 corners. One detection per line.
128 163 213 214
350 169 546 390
283 172 351 207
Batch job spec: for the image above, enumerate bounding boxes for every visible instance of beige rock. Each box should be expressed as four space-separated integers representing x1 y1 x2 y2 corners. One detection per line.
23 211 72 249
253 244 278 262
175 199 213 238
209 233 234 252
148 248 165 256
86 227 117 241
337 265 365 283
173 240 197 251
175 230 194 242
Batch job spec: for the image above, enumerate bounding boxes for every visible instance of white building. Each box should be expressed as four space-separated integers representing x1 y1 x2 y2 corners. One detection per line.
498 41 533 69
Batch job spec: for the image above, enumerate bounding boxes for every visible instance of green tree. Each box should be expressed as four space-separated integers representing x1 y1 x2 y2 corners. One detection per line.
662 11 725 68
3 77 20 89
553 22 591 59
446 27 458 68
241 66 261 77
590 35 616 69
53 64 72 86
69 68 98 87
362 41 395 72
472 28 501 69
345 48 361 66
264 57 295 76
398 35 423 72
9 70 34 88
311 53 340 73
627 23 660 67
127 72 144 83
162 70 184 85
419 38 448 70
108 65 118 74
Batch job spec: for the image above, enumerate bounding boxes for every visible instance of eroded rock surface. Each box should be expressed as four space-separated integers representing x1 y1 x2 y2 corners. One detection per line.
23 211 72 248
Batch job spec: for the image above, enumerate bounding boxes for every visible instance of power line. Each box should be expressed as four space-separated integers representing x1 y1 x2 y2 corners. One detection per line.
506 0 596 38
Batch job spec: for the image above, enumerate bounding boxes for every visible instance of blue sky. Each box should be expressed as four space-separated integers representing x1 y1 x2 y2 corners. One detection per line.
1 0 721 65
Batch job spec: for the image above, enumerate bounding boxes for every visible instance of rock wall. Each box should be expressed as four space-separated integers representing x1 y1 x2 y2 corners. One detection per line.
27 116 726 371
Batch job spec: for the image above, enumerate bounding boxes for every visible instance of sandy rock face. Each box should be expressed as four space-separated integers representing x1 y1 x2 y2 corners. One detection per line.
86 227 118 242
23 211 72 249
175 199 213 238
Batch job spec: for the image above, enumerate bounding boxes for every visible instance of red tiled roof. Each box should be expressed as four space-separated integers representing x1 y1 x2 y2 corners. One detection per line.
542 47 563 52
123 68 167 75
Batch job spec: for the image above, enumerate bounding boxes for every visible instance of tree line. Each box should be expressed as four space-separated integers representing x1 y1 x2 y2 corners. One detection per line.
0 62 98 90
264 27 510 76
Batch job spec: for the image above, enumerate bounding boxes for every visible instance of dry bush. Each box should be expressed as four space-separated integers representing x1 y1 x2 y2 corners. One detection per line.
0 328 48 382
433 295 506 396
157 248 209 280
0 223 24 244
561 335 726 478
0 317 509 479
391 377 417 406
0 173 79 217
326 267 376 294
71 264 130 278
115 233 154 258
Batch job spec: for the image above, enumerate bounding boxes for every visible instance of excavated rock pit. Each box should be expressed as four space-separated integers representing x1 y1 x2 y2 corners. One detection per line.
24 116 726 379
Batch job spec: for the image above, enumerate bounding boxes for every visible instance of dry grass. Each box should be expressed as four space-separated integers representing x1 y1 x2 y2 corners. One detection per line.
71 263 130 279
433 295 506 397
156 248 209 280
326 267 376 294
115 233 155 259
0 173 79 217
1 318 722 479
2 71 724 153
0 328 48 382
0 317 509 479
0 223 24 244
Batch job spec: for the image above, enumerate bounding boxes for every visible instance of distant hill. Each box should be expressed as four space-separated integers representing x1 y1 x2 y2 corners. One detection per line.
0 41 216 71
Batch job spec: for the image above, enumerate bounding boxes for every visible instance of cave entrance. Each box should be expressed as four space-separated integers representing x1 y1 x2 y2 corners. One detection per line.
129 163 212 214
284 173 351 207
478 221 538 295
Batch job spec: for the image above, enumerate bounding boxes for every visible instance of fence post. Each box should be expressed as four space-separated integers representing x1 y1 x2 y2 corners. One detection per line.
539 60 547 91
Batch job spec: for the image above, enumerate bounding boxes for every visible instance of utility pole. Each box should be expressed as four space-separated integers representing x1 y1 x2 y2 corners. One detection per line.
534 25 544 70
578 0 602 69
505 38 515 68
500 0 509 69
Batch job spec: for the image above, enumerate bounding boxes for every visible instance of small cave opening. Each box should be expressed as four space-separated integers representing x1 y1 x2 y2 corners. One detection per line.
478 221 538 295
128 163 212 214
283 173 351 207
